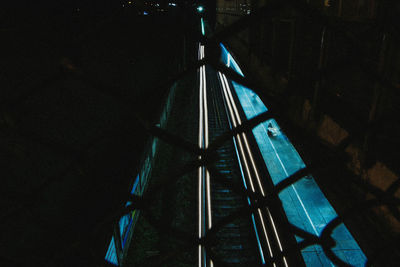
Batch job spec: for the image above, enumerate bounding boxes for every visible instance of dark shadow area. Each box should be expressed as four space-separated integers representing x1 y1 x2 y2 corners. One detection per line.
0 2 194 265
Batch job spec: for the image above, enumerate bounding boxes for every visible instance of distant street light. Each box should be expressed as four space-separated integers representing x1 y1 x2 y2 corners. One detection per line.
197 6 204 12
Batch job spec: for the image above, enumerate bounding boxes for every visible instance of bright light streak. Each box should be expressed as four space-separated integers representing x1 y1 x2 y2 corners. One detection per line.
201 18 205 36
202 48 212 229
222 74 241 124
267 210 283 251
219 73 255 192
222 74 266 196
198 245 202 266
219 71 270 264
232 137 248 190
242 134 265 195
218 73 237 126
198 44 212 267
198 44 204 267
251 107 319 236
257 209 274 257
235 134 256 191
252 214 266 264
237 61 337 267
219 72 256 193
221 89 250 193
267 208 288 267
218 70 290 266
221 73 261 194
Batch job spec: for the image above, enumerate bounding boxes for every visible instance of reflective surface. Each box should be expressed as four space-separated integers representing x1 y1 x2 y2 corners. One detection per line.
221 44 367 266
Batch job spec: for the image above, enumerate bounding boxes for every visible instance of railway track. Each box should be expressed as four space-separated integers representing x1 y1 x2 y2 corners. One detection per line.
197 42 304 267
206 64 259 265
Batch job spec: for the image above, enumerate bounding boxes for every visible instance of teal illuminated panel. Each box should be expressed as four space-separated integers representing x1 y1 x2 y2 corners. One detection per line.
105 236 118 265
105 174 140 265
232 80 367 266
221 42 367 266
220 43 244 77
201 17 205 36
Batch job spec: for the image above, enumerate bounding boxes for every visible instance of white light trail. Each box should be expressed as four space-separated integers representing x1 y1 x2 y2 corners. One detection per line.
218 71 290 266
227 79 287 259
198 43 204 267
219 72 256 193
240 86 320 239
202 46 212 231
222 74 266 197
257 208 274 257
198 44 212 267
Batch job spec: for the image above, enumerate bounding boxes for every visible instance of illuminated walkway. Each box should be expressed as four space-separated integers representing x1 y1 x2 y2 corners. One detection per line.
105 27 367 267
220 43 367 266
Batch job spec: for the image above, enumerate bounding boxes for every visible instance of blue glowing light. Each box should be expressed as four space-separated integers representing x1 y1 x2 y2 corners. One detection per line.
197 6 204 12
105 237 118 265
105 174 141 265
220 42 367 266
220 43 244 77
201 17 205 36
251 214 266 264
231 80 367 266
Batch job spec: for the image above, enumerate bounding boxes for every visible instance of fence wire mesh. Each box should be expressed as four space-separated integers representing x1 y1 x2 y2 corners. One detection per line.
1 0 399 266
113 1 399 266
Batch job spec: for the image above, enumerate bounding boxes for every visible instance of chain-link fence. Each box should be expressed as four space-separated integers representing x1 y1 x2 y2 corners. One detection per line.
1 0 399 266
108 1 400 266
